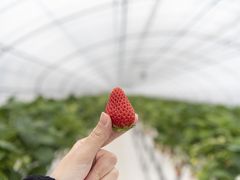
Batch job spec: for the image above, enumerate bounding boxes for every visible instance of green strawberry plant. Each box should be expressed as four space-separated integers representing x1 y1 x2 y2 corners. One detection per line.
130 96 240 180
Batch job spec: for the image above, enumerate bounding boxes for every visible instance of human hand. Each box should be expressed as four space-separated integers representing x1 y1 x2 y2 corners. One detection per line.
51 112 138 180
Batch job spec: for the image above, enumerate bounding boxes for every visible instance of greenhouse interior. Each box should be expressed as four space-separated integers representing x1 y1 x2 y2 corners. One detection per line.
0 0 240 179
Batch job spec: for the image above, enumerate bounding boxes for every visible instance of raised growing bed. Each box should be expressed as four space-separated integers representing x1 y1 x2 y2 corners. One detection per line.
0 96 239 179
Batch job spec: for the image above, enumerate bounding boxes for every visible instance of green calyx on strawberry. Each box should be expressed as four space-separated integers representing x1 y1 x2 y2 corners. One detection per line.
105 87 137 132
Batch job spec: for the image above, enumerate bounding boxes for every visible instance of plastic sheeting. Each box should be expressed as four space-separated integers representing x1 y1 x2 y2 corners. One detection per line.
0 0 240 105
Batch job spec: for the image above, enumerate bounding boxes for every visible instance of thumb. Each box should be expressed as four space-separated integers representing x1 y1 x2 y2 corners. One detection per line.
84 112 112 156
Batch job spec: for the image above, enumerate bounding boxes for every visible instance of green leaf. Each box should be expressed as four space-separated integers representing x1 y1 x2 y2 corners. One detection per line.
0 140 19 153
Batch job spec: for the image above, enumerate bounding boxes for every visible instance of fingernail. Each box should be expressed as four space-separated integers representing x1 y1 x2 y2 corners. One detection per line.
100 112 109 127
134 113 139 124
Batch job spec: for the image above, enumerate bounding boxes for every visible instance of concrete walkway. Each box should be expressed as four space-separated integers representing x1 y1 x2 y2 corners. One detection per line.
105 129 146 180
105 124 195 180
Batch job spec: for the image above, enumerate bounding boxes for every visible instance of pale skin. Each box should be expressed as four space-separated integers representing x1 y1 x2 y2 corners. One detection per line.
51 112 138 180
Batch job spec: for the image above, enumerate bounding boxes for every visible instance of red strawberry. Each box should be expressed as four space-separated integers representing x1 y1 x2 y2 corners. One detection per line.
105 87 137 131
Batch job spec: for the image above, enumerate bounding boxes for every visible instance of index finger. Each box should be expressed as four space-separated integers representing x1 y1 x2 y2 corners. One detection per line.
103 113 138 147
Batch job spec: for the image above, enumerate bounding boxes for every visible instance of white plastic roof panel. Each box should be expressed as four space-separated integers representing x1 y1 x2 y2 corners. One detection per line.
0 0 240 105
